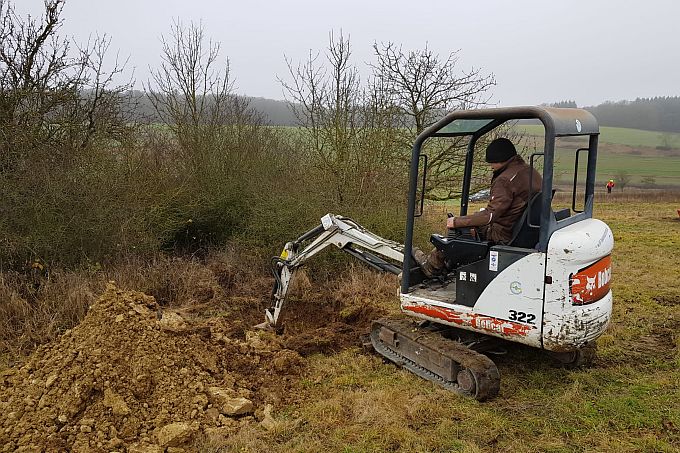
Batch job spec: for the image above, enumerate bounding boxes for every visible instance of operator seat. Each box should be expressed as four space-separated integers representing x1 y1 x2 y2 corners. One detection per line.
508 191 543 249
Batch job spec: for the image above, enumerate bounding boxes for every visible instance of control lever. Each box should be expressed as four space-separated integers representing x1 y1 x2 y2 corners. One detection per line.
447 213 479 242
447 213 456 239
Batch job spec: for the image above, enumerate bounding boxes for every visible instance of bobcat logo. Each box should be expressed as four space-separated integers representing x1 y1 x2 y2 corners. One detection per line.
585 275 596 292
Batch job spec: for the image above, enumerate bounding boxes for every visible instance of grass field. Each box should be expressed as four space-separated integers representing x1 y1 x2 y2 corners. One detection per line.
215 197 680 452
513 124 680 187
552 147 680 187
519 124 680 150
1 197 678 451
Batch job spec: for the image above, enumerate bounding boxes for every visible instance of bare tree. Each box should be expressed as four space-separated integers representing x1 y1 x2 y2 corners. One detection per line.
0 0 134 169
0 0 138 266
144 19 272 251
75 35 136 148
281 32 405 206
370 42 498 200
370 42 495 136
614 171 632 191
145 19 260 172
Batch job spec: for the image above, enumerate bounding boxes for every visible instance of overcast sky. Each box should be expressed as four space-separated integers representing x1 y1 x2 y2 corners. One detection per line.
14 0 680 107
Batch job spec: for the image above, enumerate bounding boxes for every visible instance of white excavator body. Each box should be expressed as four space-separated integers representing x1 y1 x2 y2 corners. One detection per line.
400 217 613 351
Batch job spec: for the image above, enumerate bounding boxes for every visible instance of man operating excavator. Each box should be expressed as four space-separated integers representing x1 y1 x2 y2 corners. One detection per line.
415 137 543 278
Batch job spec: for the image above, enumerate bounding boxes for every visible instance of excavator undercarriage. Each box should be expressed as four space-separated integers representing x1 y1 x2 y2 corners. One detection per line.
370 317 500 400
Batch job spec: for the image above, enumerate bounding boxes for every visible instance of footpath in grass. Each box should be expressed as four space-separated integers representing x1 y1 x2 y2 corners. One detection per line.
218 199 680 453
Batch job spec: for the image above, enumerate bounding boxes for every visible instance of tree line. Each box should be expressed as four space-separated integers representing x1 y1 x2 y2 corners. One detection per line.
550 98 680 133
586 97 680 133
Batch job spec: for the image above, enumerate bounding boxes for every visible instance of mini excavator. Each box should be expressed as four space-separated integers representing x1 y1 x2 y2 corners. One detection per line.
261 107 614 401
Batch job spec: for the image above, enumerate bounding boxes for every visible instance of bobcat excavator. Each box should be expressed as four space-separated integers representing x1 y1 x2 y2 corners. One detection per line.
261 106 614 401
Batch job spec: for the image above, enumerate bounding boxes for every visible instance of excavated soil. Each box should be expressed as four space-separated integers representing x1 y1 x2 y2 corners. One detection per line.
0 279 385 452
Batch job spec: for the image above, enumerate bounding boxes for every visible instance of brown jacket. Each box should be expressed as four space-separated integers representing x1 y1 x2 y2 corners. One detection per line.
454 155 542 244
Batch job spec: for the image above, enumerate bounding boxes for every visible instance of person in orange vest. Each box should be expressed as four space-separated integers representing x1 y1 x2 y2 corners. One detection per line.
606 179 615 194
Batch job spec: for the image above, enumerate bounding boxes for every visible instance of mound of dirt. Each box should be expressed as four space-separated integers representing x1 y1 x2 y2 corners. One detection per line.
0 283 310 452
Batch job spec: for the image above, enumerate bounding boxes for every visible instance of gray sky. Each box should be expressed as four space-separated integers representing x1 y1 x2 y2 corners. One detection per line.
14 0 680 107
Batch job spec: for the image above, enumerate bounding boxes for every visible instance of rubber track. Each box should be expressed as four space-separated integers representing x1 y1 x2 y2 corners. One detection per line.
370 317 500 401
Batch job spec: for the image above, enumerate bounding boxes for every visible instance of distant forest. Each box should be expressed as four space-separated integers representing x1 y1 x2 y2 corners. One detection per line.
551 97 680 133
130 91 680 133
251 96 680 132
129 91 296 126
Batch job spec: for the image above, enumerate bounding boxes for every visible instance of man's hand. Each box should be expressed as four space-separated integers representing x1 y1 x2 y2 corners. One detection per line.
446 216 456 229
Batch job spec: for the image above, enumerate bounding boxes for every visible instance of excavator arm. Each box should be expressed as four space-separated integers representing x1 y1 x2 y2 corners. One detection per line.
263 213 405 327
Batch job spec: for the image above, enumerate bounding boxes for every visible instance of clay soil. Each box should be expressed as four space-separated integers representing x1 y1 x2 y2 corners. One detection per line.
0 265 388 452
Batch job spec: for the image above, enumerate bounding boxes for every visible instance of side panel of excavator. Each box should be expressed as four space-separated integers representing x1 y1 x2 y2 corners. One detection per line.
400 252 545 348
400 219 614 351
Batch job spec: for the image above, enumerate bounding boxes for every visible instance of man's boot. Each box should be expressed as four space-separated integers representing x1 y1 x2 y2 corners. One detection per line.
412 248 446 278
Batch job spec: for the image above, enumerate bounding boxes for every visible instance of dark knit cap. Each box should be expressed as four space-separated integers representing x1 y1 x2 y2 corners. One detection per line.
485 138 517 163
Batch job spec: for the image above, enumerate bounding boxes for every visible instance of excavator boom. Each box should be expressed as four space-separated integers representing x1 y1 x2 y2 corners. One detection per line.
264 213 404 327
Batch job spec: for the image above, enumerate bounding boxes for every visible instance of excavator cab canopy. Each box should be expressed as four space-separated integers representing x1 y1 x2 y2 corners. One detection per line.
429 107 598 137
402 106 600 293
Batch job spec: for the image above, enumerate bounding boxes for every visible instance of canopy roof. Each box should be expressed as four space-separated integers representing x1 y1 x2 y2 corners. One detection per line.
428 106 599 138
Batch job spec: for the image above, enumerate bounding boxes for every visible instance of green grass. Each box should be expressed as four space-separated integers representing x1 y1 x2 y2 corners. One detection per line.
519 124 680 149
552 148 680 186
477 123 680 188
513 123 680 186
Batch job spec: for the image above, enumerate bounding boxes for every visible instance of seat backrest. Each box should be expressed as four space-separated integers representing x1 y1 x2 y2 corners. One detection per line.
508 192 543 248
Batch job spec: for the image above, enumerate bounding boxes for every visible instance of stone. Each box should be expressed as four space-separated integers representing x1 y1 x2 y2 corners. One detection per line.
127 444 164 453
157 312 187 331
45 374 58 388
221 397 253 416
103 389 130 416
259 404 278 431
206 386 233 403
244 331 271 352
155 422 194 448
130 303 152 316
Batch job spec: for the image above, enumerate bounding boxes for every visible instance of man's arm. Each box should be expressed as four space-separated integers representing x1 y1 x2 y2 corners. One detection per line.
449 179 513 229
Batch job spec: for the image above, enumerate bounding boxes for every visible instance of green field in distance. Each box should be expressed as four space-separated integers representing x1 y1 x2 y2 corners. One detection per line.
514 124 680 187
518 124 680 149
